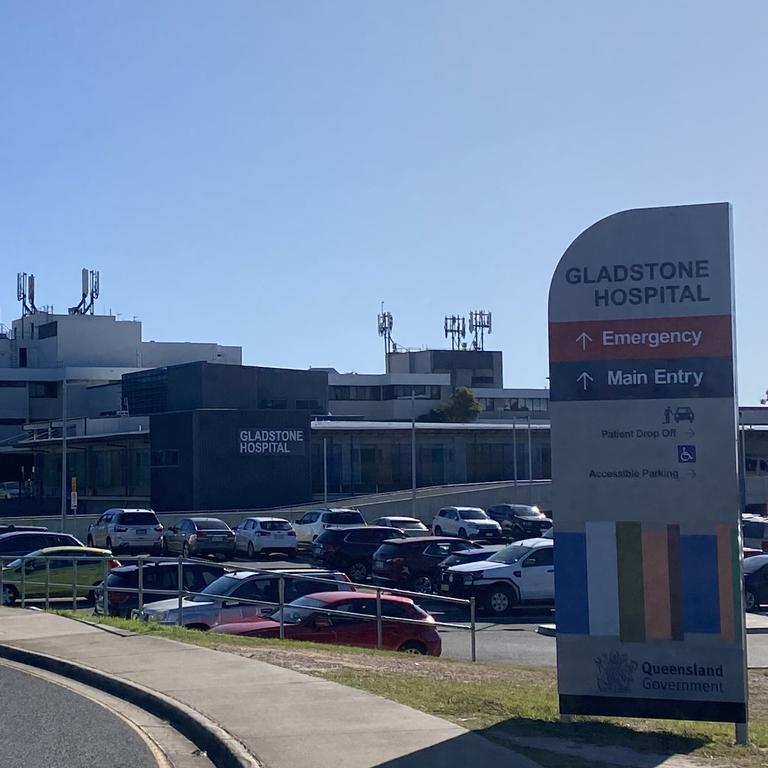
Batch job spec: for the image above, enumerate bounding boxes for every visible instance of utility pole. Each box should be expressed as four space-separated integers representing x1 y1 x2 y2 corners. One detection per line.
60 378 68 533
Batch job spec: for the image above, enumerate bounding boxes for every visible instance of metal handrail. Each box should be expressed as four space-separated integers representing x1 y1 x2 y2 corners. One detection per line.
0 554 478 661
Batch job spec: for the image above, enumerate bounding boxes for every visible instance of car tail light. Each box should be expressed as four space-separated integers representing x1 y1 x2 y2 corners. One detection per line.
154 526 163 532
762 541 768 552
108 559 121 568
108 592 129 603
288 531 296 537
114 526 128 532
196 531 208 539
226 532 235 539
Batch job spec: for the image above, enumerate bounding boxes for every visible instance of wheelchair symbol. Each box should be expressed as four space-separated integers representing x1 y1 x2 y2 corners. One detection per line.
678 445 697 464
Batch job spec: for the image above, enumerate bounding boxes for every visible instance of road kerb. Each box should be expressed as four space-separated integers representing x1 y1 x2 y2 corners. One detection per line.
0 642 261 768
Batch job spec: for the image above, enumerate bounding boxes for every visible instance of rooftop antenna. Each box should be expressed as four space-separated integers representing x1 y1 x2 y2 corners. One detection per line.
17 272 37 316
444 314 466 351
377 303 394 372
468 309 492 350
69 268 100 314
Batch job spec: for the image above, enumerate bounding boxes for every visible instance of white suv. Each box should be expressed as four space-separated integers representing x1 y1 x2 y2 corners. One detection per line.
441 538 554 616
292 508 366 546
235 517 298 558
432 507 501 541
87 508 163 553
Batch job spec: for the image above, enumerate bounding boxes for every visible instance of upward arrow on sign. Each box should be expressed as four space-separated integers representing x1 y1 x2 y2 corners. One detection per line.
576 332 593 350
577 371 594 390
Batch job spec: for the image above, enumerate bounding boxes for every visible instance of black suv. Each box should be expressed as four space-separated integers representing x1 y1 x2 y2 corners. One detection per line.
312 526 405 582
94 560 228 618
0 531 81 560
372 537 481 594
486 505 552 540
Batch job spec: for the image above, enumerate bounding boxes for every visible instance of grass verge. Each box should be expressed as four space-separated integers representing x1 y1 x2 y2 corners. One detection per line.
53 611 768 768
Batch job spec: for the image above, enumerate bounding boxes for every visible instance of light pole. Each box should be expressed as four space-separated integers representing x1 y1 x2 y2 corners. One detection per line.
60 377 68 533
411 387 416 518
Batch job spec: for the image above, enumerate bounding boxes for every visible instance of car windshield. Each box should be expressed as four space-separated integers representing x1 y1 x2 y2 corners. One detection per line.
119 512 158 526
459 509 487 520
196 520 229 531
271 596 327 624
193 575 241 600
743 555 768 575
488 544 534 564
396 520 426 529
259 520 292 531
325 512 364 525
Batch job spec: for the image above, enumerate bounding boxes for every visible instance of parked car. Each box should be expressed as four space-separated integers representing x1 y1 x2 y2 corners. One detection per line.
234 517 297 558
94 560 228 617
431 507 501 541
135 568 353 629
485 504 552 540
312 526 405 582
372 536 482 594
0 531 82 561
1 546 118 606
373 517 429 537
743 554 768 611
87 508 164 553
441 538 554 616
0 524 48 535
212 591 441 656
161 517 235 559
436 544 504 582
0 481 20 499
292 508 367 546
742 516 768 552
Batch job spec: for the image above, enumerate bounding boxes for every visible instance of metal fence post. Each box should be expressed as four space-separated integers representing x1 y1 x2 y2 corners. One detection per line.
278 575 285 640
177 556 184 627
45 558 50 610
470 597 477 663
376 587 383 650
20 556 26 608
137 556 144 615
0 557 4 606
102 558 109 617
72 558 78 608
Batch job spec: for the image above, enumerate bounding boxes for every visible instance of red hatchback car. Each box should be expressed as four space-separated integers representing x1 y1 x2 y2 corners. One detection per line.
211 591 442 656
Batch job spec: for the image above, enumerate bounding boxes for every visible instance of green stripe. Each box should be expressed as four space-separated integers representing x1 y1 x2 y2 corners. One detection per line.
731 527 743 644
616 521 645 642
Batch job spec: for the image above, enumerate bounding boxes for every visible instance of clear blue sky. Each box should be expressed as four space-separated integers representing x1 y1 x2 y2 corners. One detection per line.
1 2 766 400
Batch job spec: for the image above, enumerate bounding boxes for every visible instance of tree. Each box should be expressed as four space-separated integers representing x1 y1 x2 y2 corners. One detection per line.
418 386 481 423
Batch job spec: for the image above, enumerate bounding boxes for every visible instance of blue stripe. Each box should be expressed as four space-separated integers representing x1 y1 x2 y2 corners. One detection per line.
681 535 721 634
554 532 590 634
550 356 734 402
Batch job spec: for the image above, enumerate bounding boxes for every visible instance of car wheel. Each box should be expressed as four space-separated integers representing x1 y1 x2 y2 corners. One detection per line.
486 585 518 616
161 538 168 555
411 574 433 594
86 534 94 547
398 641 427 655
458 528 468 539
247 542 255 559
434 526 443 536
185 623 210 632
348 561 368 583
1 585 18 607
745 589 760 612
182 542 190 558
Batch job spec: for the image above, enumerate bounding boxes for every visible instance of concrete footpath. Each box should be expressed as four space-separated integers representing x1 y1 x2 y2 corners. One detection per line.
0 608 539 768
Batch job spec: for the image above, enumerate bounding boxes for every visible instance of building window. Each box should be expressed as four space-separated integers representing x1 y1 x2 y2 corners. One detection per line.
38 322 58 340
151 450 179 468
18 348 27 368
296 399 322 411
471 376 494 386
29 382 58 398
259 399 287 409
0 381 26 388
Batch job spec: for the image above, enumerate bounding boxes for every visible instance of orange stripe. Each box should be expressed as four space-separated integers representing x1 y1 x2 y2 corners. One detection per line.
642 528 672 640
717 524 735 643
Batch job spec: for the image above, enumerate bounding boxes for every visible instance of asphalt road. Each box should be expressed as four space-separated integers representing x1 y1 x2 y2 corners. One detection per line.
0 663 158 768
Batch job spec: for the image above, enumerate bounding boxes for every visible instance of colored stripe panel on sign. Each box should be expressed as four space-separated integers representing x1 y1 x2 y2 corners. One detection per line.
585 521 619 636
717 524 736 643
667 525 684 641
681 535 721 634
642 527 672 641
548 315 733 362
731 527 743 644
554 532 589 635
616 522 645 643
